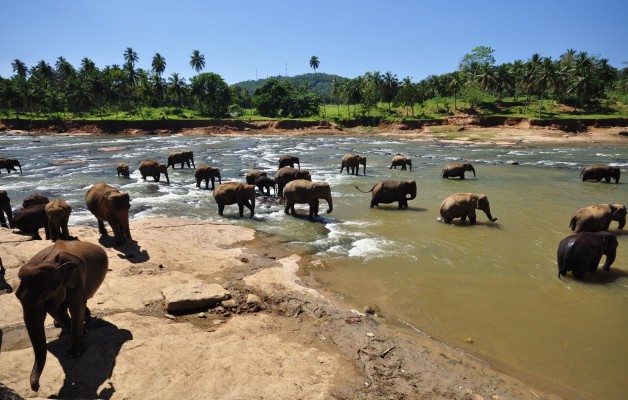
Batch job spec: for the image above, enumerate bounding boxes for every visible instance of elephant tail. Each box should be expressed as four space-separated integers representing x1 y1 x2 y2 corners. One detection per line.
568 217 577 231
355 186 373 194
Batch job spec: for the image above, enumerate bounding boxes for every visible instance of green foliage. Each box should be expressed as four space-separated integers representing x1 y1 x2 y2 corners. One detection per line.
252 78 320 118
190 73 231 117
458 46 496 71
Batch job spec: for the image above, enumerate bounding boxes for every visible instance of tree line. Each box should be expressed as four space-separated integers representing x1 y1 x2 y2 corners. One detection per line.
0 46 625 120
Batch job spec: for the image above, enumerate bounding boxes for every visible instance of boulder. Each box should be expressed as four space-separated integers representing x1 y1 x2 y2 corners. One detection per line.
162 282 230 312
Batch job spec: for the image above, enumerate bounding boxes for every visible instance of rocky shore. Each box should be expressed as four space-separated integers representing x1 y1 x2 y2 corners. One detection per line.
0 218 563 399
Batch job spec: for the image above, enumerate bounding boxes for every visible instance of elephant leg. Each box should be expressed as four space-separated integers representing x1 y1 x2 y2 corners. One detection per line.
61 225 70 240
196 179 201 188
589 254 603 271
48 220 59 241
67 299 86 357
238 203 244 217
284 201 290 214
370 200 376 208
44 224 50 240
218 204 225 216
97 220 107 235
48 307 71 335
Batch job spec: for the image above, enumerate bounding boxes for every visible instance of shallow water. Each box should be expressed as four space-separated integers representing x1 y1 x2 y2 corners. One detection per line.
1 133 627 399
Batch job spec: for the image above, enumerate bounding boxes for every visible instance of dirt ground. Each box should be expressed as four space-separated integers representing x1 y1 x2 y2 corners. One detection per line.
0 218 565 400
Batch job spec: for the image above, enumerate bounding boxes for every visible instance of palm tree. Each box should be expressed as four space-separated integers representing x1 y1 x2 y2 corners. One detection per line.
124 47 139 68
381 71 399 110
447 72 464 110
533 57 558 117
309 56 320 75
331 77 343 114
168 73 186 107
190 50 205 74
11 59 28 79
152 53 166 77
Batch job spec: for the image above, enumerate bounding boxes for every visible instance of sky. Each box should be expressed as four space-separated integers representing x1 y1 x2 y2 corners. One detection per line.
1 0 627 85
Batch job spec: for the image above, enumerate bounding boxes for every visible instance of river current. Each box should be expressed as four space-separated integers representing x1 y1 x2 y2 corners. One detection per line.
1 133 627 399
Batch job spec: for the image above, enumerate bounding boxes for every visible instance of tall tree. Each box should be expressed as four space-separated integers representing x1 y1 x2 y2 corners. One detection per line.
12 59 28 78
167 73 187 107
124 47 139 68
152 53 167 77
309 56 320 75
190 50 205 74
533 57 558 117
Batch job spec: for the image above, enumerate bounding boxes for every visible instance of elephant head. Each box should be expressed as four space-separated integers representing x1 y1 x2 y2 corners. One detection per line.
402 180 417 200
464 163 476 178
295 169 312 180
15 241 108 391
22 193 50 208
358 156 367 175
610 167 621 184
312 183 333 214
601 233 619 270
158 164 170 184
475 194 497 222
611 204 627 229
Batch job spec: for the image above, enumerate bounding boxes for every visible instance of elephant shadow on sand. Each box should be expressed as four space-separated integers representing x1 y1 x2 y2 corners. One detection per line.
97 237 150 264
47 318 133 399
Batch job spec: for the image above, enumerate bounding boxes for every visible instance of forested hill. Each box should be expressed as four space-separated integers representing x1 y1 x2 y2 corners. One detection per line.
233 73 345 97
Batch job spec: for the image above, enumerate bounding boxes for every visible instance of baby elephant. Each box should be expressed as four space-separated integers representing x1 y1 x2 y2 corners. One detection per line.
440 193 497 224
557 231 618 279
442 163 475 179
195 164 222 190
389 155 412 171
12 204 49 240
356 180 416 209
117 162 130 178
569 203 626 233
213 182 256 218
283 179 333 220
45 199 73 241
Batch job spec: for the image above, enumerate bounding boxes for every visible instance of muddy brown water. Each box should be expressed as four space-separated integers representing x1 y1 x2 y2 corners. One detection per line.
1 133 626 399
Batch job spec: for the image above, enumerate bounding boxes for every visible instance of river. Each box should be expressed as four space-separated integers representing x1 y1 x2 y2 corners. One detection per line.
1 132 626 399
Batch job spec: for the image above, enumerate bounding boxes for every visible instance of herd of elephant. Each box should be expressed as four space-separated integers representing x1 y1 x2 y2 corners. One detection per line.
0 148 624 392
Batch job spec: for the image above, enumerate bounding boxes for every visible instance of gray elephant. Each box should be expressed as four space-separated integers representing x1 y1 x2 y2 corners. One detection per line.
246 169 268 185
12 204 50 240
255 175 276 196
557 231 618 279
569 203 626 233
0 158 22 173
117 162 130 178
275 167 312 197
167 150 195 169
283 179 333 220
85 183 132 246
15 240 108 391
440 193 497 224
22 193 49 208
0 190 12 228
340 153 366 176
442 163 475 179
279 155 301 169
45 199 73 241
390 155 412 171
580 165 620 183
357 180 417 209
195 164 222 190
139 160 170 183
213 182 256 218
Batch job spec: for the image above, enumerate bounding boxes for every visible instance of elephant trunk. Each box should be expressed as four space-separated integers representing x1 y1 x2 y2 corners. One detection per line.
470 165 476 178
617 215 626 230
17 161 22 173
603 251 616 271
21 304 47 391
408 160 412 171
163 169 170 184
325 193 333 214
2 204 12 227
249 196 255 219
481 205 497 222
297 159 300 169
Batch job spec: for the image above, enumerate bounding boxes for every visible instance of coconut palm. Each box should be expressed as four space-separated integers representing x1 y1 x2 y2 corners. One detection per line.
533 57 558 117
309 56 319 75
190 50 205 74
11 59 28 79
168 73 187 107
124 47 139 68
152 53 166 77
381 71 399 110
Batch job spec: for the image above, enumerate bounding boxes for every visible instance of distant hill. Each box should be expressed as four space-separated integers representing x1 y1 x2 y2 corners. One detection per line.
233 73 346 98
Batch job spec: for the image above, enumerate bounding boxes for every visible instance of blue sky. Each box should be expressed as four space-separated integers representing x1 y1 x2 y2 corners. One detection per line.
1 0 626 84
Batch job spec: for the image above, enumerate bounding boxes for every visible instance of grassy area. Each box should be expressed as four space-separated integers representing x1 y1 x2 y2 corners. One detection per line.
2 97 626 122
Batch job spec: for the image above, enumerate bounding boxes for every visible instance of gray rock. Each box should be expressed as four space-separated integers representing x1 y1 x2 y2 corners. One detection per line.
221 299 238 309
246 294 261 305
162 282 231 312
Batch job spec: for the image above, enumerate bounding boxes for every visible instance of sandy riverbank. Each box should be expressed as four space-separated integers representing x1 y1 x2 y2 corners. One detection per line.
0 218 563 400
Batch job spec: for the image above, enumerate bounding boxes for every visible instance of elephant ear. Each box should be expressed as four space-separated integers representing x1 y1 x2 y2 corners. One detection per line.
58 259 81 289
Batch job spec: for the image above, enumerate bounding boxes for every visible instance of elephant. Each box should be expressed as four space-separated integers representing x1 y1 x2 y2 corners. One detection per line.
557 231 618 279
580 165 620 183
22 193 49 208
213 182 256 218
356 180 417 209
15 240 108 391
167 150 195 169
246 169 268 185
12 204 50 240
85 183 132 246
0 190 12 228
275 167 312 197
569 203 626 233
442 163 476 179
255 175 277 196
283 179 333 220
390 155 412 171
0 257 12 293
117 162 130 178
340 153 366 176
440 193 497 224
195 164 222 190
45 199 73 241
279 155 301 169
139 160 170 184
0 158 22 173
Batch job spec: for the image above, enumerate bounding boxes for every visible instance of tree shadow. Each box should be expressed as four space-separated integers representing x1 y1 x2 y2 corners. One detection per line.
47 318 133 399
